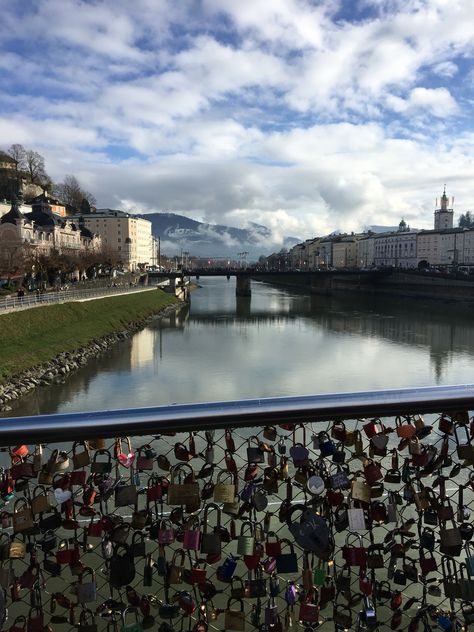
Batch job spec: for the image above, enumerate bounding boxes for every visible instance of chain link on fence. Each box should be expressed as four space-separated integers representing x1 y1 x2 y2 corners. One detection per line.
0 405 473 631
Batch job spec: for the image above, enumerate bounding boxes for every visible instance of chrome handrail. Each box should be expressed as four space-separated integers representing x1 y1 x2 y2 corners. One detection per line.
0 284 156 312
0 384 473 445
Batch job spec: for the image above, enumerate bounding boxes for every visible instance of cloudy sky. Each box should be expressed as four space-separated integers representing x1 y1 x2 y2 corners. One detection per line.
1 0 473 246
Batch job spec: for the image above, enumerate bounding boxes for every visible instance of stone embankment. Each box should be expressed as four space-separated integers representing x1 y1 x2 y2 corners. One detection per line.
0 302 180 413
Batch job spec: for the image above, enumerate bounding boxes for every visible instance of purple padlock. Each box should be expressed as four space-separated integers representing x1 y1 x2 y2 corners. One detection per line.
284 581 297 605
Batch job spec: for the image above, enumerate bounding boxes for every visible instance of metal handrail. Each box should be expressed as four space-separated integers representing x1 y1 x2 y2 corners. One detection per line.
0 384 473 445
0 284 156 312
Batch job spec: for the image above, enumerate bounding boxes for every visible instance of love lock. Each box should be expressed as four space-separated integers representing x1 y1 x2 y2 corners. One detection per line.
287 505 332 559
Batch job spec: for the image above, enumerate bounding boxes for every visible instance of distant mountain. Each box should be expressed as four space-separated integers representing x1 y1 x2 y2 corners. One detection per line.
138 212 299 259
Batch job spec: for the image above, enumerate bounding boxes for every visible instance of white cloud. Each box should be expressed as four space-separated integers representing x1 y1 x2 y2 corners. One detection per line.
386 87 459 117
1 0 474 250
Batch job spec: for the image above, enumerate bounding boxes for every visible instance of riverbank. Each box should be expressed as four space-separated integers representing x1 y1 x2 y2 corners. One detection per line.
254 269 474 303
0 290 179 410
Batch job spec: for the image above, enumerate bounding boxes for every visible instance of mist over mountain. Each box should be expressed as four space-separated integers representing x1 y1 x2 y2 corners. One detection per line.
140 212 300 259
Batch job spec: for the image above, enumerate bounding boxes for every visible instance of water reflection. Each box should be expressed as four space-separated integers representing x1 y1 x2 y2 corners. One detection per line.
6 278 474 417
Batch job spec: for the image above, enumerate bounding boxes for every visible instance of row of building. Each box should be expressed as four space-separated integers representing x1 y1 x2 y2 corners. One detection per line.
0 193 157 271
272 189 474 272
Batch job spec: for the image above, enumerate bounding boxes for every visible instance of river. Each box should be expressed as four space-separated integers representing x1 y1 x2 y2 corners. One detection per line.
7 277 474 417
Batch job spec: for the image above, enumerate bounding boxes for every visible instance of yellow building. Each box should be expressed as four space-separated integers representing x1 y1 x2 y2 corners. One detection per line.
82 209 153 271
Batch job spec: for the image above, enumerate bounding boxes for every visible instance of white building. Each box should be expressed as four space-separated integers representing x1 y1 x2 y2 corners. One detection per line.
374 220 418 268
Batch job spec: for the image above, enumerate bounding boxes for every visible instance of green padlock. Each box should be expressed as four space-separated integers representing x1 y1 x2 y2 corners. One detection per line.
313 561 326 586
122 607 143 632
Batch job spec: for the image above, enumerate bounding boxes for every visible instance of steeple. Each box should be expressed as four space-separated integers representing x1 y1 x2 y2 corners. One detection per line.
434 185 453 230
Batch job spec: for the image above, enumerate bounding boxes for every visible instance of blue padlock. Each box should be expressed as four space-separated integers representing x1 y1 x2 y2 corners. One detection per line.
318 431 336 457
437 615 454 631
216 555 237 582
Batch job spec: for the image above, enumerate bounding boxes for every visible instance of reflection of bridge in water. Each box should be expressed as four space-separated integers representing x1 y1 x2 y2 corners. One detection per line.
150 293 474 382
148 269 386 296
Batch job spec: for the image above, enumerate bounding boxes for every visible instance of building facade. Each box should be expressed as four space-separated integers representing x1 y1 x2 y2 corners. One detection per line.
81 209 153 271
374 220 418 268
0 193 101 256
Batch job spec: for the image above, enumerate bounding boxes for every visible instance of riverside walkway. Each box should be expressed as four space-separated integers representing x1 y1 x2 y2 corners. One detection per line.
0 283 160 314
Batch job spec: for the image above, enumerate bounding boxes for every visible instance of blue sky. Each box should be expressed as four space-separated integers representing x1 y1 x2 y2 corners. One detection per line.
1 0 473 246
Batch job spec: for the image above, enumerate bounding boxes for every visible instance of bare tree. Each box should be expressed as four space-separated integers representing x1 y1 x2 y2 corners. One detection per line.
0 242 31 283
25 150 48 185
7 144 27 174
53 174 96 212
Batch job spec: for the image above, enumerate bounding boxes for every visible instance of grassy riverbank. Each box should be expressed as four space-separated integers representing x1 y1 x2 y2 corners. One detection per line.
0 290 178 384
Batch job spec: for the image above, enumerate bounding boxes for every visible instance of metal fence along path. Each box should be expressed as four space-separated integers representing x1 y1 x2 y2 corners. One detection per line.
0 285 157 313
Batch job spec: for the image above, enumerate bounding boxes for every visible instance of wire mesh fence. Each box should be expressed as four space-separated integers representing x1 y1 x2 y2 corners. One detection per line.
0 400 473 631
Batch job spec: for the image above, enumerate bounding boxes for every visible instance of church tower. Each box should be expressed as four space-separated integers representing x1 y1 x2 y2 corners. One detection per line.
434 186 454 230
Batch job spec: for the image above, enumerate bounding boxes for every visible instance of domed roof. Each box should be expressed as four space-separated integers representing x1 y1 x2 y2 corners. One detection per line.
0 203 24 225
1 189 25 224
26 207 60 226
80 226 94 238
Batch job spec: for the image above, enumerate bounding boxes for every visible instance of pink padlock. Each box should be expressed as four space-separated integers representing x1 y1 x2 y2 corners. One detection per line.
157 519 175 544
183 516 201 551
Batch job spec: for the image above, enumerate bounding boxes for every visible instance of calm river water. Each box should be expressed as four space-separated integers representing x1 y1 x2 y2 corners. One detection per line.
7 277 474 417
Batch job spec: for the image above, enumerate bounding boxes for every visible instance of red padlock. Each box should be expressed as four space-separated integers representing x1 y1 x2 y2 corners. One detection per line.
70 470 87 486
299 601 319 623
359 572 373 596
362 419 381 438
364 459 383 485
224 429 236 453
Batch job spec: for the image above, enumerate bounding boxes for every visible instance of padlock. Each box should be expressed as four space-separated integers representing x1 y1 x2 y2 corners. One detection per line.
298 599 319 624
183 515 201 551
167 463 200 506
265 597 279 626
136 444 155 470
200 503 221 556
90 449 112 474
77 609 98 632
438 414 454 434
342 533 367 567
313 559 326 586
440 518 463 557
265 533 282 556
109 543 135 589
318 431 335 457
31 485 51 515
122 607 143 632
442 556 462 599
362 418 381 438
363 458 383 485
213 470 236 503
331 421 346 442
217 555 237 581
225 598 245 631
455 423 474 461
419 548 437 575
396 416 416 438
275 539 298 574
77 567 96 603
168 549 185 584
157 519 175 545
236 520 255 555
247 436 265 463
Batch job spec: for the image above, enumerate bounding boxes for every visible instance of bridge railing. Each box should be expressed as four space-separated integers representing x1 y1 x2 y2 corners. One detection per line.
0 385 473 631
